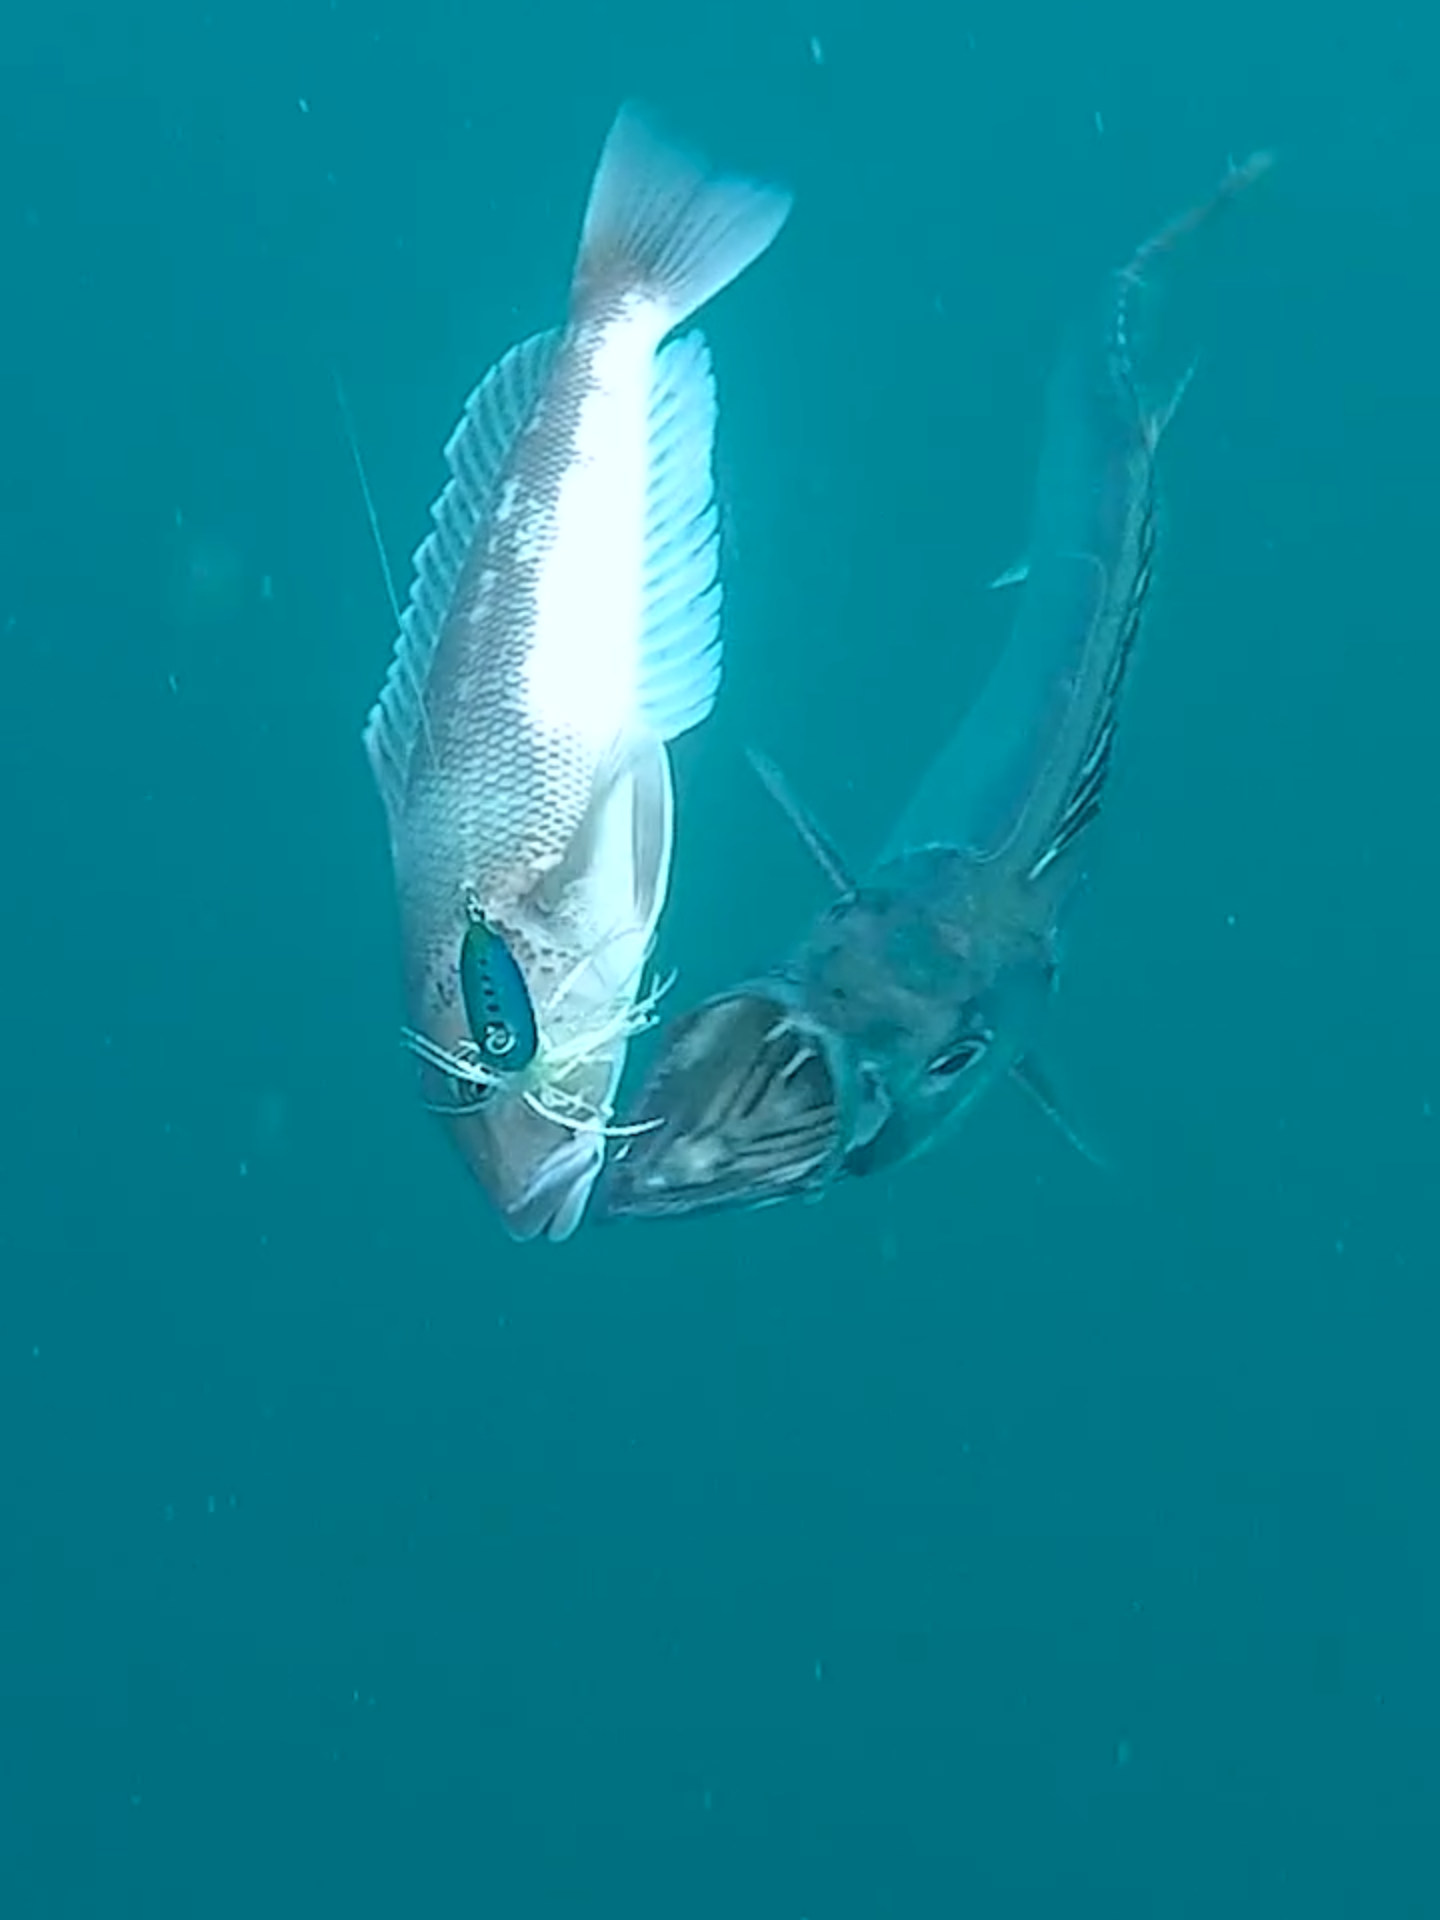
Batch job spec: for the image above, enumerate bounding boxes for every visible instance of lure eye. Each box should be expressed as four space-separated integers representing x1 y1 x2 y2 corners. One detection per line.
928 1033 989 1079
459 916 538 1074
482 1021 517 1059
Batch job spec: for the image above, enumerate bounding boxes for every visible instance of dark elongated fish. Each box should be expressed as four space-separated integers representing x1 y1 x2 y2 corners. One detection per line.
364 104 791 1242
598 152 1271 1223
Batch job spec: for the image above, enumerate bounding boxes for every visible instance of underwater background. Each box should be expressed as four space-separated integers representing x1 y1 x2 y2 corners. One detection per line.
3 0 1438 1913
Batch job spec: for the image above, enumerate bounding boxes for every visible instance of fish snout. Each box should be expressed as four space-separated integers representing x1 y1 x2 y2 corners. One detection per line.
446 1102 604 1243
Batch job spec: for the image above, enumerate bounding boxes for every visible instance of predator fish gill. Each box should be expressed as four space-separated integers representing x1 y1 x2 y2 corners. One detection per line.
598 152 1271 1221
363 104 792 1241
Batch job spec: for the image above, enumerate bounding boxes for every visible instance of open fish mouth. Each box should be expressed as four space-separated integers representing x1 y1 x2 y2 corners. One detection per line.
595 989 846 1221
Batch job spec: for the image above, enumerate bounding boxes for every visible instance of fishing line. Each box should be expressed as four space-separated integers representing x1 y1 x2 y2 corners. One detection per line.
332 365 439 771
332 366 401 627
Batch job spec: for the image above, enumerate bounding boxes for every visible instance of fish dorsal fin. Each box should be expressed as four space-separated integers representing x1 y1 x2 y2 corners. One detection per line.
632 330 726 742
746 748 858 894
362 328 560 830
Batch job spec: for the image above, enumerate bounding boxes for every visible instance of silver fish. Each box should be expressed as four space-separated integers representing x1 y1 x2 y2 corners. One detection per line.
364 103 792 1241
598 152 1272 1223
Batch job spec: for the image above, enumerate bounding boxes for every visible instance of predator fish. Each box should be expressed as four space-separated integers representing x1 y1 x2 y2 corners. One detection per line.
598 152 1271 1222
364 103 792 1241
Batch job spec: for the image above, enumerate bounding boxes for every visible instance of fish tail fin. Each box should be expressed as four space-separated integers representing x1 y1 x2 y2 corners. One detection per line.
1121 148 1276 291
571 102 792 326
1117 148 1273 445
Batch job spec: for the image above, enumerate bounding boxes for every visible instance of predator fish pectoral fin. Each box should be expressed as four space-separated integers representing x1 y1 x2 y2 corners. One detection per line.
746 747 859 895
1010 1052 1111 1173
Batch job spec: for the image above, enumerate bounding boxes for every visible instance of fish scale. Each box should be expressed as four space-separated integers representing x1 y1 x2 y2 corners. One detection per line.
599 152 1273 1224
362 102 792 1241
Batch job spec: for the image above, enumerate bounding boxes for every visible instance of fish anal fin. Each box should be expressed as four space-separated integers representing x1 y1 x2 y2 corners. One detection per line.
1010 1051 1110 1172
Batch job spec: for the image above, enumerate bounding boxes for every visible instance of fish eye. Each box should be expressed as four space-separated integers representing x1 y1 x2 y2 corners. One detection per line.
928 1033 989 1079
430 1071 492 1117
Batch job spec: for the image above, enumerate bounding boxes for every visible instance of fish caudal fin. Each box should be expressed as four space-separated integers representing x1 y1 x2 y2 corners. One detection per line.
573 102 792 327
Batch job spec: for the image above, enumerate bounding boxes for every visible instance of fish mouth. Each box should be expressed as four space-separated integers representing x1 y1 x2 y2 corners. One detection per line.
595 989 846 1222
438 1089 605 1244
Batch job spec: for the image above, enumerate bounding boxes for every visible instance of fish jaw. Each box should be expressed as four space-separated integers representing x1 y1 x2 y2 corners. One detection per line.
412 984 627 1244
442 1088 605 1244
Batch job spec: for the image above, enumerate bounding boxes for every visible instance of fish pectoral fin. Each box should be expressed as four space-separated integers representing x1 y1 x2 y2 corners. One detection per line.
746 747 858 895
627 734 676 938
1009 1052 1111 1172
988 558 1031 590
531 733 674 931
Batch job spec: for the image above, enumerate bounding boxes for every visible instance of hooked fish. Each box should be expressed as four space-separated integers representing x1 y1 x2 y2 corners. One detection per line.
364 103 792 1241
597 152 1272 1223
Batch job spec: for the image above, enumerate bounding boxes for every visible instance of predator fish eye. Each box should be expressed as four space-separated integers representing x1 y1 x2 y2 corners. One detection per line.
927 1032 991 1080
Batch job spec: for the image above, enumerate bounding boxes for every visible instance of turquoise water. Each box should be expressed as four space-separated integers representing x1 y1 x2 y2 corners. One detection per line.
4 1 1438 1913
